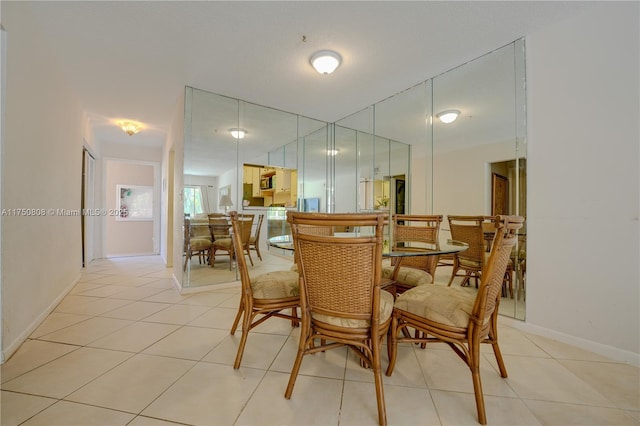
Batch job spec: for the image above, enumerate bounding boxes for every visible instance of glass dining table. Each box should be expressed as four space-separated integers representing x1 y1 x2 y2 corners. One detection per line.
268 233 468 294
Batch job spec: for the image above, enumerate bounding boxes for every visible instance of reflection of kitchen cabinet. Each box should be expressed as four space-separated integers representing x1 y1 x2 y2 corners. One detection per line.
252 168 263 197
243 166 252 184
275 169 291 194
291 170 298 200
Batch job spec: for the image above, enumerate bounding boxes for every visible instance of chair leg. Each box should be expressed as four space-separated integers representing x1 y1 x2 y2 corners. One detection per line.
372 338 388 426
386 315 399 376
230 298 244 335
285 332 308 399
471 365 487 425
255 244 262 261
245 247 254 266
447 259 460 286
233 307 253 369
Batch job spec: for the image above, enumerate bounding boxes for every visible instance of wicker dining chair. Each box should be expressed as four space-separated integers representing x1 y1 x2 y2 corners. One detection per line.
382 214 443 294
213 213 254 270
248 213 265 261
386 215 524 425
447 215 487 287
228 212 300 369
285 212 392 426
183 218 212 271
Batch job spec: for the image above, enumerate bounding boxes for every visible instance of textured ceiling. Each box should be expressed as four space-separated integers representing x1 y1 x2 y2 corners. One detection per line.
13 1 592 149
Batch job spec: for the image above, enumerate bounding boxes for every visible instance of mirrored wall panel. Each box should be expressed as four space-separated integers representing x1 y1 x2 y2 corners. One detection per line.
182 38 526 321
183 87 330 288
431 41 526 319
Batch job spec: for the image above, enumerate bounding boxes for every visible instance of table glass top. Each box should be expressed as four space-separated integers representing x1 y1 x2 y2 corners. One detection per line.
268 234 468 256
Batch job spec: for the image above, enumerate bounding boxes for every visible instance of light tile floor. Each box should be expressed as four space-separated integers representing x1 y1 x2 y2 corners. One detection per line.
1 255 638 426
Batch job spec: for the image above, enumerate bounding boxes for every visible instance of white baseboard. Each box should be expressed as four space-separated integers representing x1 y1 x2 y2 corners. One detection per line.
500 315 640 367
106 252 155 258
2 273 81 364
171 272 240 294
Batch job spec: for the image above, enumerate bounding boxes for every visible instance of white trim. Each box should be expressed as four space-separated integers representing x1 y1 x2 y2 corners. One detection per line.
500 315 640 367
105 252 156 258
171 272 240 295
1 274 80 363
0 26 7 363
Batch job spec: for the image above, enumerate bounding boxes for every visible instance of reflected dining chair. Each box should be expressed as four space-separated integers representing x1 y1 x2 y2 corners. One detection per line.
183 217 212 271
386 215 524 425
285 212 392 426
248 213 264 261
213 213 254 270
228 212 300 369
382 214 443 294
447 215 487 288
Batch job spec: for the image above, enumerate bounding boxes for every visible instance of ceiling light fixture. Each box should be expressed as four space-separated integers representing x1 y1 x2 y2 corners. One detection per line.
327 149 340 156
310 50 342 74
229 128 247 139
436 110 460 124
119 121 142 136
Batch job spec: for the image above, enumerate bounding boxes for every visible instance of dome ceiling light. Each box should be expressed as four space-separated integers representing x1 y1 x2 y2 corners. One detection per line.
229 128 247 139
310 50 342 74
436 110 460 124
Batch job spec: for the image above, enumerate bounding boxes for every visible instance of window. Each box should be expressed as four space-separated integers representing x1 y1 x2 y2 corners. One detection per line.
184 186 204 216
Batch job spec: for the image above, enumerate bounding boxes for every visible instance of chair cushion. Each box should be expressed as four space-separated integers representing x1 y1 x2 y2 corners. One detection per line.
312 290 394 328
382 265 432 287
394 285 476 328
251 270 300 299
213 238 232 249
190 238 211 251
191 224 211 240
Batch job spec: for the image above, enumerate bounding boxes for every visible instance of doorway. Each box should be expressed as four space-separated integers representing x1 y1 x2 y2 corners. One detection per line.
81 147 96 267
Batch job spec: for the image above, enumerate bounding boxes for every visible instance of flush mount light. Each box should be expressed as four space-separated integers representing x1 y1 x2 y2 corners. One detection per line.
310 50 342 74
327 149 340 156
119 121 143 136
229 128 247 139
436 110 460 124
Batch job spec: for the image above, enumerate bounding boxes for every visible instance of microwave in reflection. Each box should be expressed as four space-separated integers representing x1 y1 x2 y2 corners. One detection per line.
260 177 272 189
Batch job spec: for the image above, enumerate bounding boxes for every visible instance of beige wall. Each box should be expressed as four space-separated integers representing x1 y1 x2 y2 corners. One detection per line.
1 3 84 359
104 160 155 256
526 3 639 362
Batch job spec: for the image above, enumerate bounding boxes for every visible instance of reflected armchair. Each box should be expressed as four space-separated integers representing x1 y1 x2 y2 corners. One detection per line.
183 217 212 271
382 214 443 294
447 215 487 288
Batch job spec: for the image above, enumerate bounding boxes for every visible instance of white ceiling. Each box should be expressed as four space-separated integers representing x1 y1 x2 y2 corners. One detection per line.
19 1 592 148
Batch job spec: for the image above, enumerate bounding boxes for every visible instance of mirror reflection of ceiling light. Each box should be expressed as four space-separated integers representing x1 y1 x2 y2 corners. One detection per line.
436 110 460 124
229 128 247 139
327 149 340 156
119 120 143 136
310 50 342 74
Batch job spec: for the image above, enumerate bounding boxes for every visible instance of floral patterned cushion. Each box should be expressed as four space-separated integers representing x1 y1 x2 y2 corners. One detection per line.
382 265 432 287
251 270 300 300
311 290 394 328
394 284 476 328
